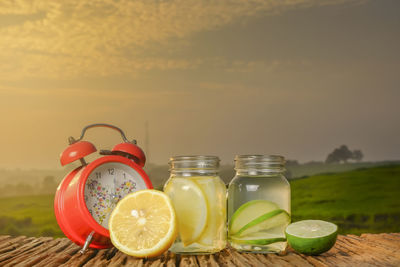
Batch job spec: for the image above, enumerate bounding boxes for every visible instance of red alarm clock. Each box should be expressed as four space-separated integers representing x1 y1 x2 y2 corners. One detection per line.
54 123 153 252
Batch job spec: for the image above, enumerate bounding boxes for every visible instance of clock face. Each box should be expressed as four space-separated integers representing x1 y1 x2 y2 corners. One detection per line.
84 162 147 229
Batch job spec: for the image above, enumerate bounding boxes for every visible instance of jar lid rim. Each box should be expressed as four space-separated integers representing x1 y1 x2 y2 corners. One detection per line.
169 155 220 162
235 155 285 162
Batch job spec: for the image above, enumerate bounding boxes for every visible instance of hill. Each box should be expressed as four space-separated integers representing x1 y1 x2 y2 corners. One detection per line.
0 194 63 237
290 164 400 234
286 160 400 179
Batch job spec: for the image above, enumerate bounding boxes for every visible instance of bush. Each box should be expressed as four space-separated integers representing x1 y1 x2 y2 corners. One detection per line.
5 225 20 236
40 227 56 237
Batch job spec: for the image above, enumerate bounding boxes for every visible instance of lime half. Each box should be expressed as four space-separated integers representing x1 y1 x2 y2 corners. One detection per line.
285 220 338 255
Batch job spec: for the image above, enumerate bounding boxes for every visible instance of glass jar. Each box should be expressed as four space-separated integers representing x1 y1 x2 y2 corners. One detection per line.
227 155 290 253
163 156 227 254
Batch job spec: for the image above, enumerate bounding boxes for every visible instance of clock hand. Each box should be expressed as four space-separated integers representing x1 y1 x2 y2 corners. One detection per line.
111 177 119 205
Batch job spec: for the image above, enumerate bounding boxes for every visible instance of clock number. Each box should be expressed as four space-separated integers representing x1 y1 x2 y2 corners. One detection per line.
95 172 101 179
108 168 115 175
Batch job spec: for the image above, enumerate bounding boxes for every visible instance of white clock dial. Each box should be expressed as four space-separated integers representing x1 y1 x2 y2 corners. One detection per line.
84 162 147 228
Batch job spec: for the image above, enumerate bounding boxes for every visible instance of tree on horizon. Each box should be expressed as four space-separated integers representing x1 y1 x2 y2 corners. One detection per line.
326 145 364 164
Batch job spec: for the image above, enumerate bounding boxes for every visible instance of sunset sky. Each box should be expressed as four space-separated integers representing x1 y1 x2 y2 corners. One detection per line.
0 0 399 169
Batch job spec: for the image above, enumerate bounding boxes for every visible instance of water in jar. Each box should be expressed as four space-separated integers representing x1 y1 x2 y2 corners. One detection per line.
228 155 290 253
164 175 227 254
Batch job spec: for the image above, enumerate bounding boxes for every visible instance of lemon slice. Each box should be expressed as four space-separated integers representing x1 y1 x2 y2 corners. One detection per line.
194 177 226 247
109 190 177 258
164 178 208 246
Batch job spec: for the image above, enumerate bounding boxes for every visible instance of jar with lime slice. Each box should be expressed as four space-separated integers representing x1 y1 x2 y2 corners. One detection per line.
163 156 227 254
228 155 290 253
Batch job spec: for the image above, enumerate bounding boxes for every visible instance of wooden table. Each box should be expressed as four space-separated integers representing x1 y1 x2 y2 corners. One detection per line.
0 233 399 266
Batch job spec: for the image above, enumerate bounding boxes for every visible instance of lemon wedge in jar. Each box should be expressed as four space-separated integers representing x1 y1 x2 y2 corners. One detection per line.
164 178 208 246
194 177 226 247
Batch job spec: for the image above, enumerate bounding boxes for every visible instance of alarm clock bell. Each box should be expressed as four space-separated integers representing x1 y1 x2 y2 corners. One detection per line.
54 123 153 253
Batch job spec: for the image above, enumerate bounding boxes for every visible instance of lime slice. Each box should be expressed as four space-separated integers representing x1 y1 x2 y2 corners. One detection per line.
164 178 208 246
230 232 286 245
229 200 280 235
234 209 290 237
285 220 338 255
194 177 226 247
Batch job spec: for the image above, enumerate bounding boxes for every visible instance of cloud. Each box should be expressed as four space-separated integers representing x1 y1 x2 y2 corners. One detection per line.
0 0 363 80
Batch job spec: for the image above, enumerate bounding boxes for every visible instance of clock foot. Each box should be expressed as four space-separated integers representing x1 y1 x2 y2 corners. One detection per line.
80 231 95 254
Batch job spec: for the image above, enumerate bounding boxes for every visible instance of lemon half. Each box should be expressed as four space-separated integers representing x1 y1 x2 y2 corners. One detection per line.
109 189 177 258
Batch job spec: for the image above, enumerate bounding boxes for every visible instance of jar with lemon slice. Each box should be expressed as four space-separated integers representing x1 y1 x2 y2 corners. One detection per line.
164 156 227 254
228 155 291 253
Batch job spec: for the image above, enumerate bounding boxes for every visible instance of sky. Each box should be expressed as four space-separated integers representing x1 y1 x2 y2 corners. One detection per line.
0 0 399 169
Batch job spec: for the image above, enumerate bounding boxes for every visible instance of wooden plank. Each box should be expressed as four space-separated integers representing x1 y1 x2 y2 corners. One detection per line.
0 234 399 266
225 248 262 266
164 252 177 267
213 249 236 266
298 254 330 267
0 236 32 248
327 242 362 266
0 236 11 243
360 233 400 250
106 251 129 266
249 253 283 266
124 255 144 266
2 238 59 266
274 253 314 267
197 254 220 267
345 234 400 258
82 247 118 266
143 253 169 267
0 237 53 265
0 236 35 254
378 233 400 244
59 248 98 267
336 236 396 266
334 237 380 267
3 238 65 267
266 254 301 267
180 255 199 267
239 253 270 267
34 241 81 267
310 252 355 267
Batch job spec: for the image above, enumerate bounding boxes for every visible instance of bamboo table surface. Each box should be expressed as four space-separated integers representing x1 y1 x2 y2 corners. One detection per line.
0 233 399 266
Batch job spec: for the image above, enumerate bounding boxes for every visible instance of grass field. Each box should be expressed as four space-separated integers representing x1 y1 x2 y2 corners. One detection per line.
0 164 399 237
0 194 63 237
291 164 400 235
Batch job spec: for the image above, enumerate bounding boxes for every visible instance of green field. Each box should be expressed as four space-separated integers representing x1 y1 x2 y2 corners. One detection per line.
0 194 63 237
291 164 400 235
0 164 399 237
